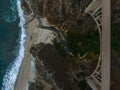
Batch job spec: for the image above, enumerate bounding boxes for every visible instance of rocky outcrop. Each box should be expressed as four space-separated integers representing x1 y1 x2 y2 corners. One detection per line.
22 0 92 32
29 43 92 90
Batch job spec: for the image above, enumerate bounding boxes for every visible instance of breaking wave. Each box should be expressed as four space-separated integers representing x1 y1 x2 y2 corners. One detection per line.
1 0 26 89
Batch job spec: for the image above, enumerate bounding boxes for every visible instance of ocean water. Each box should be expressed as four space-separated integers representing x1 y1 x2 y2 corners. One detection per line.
0 0 26 90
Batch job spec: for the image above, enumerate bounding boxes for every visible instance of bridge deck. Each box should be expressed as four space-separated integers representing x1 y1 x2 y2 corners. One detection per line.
85 0 111 90
102 0 111 89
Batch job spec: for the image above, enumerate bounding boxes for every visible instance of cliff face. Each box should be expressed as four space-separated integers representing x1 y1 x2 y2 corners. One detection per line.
22 0 92 31
30 43 80 90
22 0 99 56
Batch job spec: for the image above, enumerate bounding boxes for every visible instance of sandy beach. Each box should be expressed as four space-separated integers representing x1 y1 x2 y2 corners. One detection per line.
14 15 37 90
14 14 56 90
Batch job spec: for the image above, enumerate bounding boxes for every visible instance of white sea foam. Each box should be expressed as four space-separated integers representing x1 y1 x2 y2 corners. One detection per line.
1 0 26 90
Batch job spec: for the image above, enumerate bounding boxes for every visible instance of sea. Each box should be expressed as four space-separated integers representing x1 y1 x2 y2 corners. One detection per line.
0 0 26 90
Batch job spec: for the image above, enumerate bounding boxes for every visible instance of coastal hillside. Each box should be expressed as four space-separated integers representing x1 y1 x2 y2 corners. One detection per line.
21 0 100 90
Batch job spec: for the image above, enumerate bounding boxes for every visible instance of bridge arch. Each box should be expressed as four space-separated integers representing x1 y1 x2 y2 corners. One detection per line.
84 1 102 89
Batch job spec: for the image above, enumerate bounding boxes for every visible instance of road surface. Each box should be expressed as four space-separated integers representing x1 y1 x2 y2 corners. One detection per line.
102 0 111 89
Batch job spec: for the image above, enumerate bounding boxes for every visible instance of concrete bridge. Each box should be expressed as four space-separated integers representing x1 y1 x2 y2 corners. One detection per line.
84 0 110 90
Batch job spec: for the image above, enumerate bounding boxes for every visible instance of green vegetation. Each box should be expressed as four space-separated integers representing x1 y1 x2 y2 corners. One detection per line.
53 29 100 59
53 38 67 57
111 22 120 90
78 79 92 90
111 23 120 52
66 31 100 58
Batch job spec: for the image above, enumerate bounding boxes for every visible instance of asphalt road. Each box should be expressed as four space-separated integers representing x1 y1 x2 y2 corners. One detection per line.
101 0 110 89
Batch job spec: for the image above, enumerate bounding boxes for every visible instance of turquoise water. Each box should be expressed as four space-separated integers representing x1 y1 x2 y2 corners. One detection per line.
0 0 20 88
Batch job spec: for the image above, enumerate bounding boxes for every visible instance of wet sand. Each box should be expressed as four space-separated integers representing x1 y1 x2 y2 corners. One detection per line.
14 15 37 90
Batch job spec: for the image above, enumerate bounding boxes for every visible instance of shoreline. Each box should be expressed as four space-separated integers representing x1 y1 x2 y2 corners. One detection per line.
14 14 57 90
14 15 36 90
